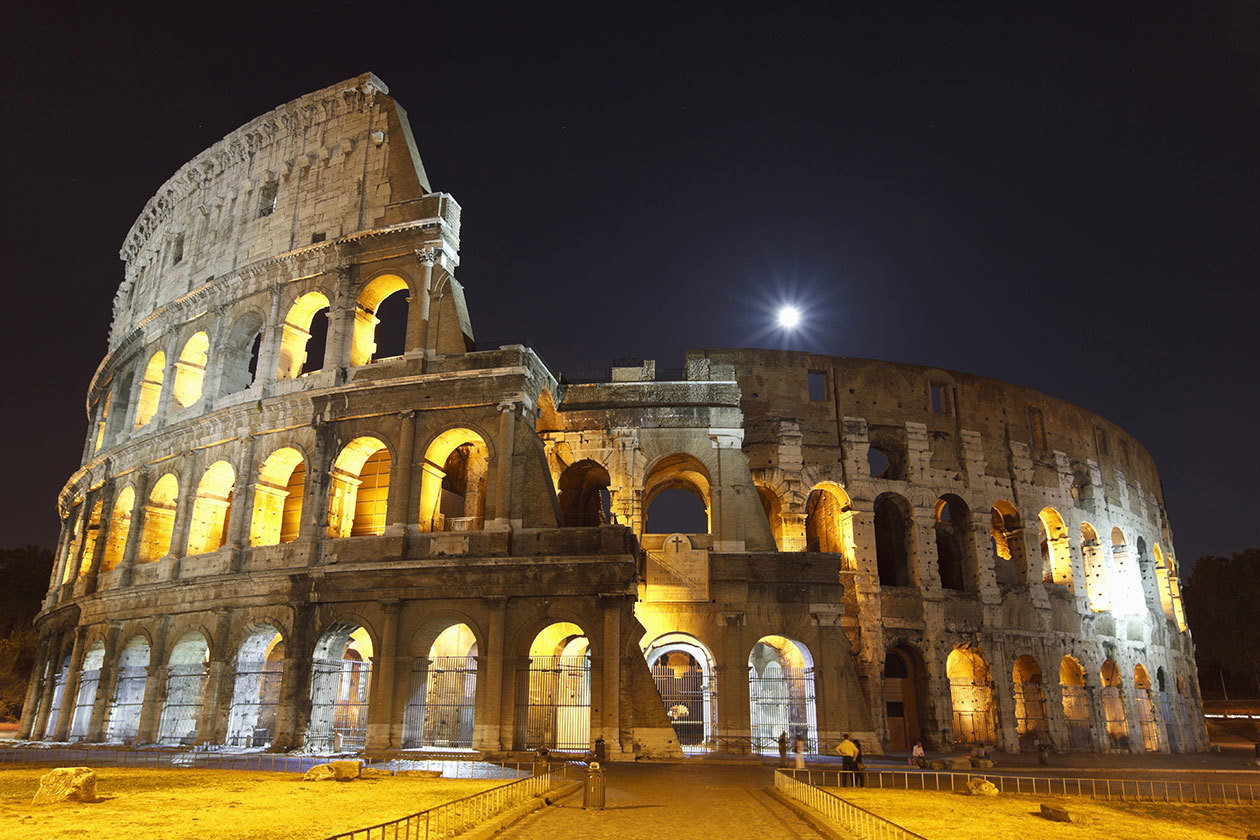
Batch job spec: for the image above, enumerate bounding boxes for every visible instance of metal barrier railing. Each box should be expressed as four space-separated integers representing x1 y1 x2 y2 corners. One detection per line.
325 763 577 840
773 770 928 840
785 767 1259 805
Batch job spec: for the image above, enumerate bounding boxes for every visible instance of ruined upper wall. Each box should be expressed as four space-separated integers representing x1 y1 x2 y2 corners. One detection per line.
111 72 439 346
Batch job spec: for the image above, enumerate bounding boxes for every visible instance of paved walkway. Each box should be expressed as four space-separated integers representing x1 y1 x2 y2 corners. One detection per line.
502 762 832 839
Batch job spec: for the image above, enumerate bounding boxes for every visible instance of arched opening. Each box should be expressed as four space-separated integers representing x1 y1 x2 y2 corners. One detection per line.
100 487 136 573
327 437 391 538
1133 664 1160 752
307 622 373 752
277 291 331 379
185 461 235 555
805 483 853 561
219 313 264 396
1100 659 1130 748
225 625 285 747
515 622 591 752
133 350 166 428
748 636 818 754
350 275 409 365
645 633 717 753
643 454 711 535
557 459 612 527
250 448 306 546
60 506 84 586
946 645 996 745
105 635 150 743
172 331 209 408
76 500 104 580
1038 507 1073 590
37 653 71 740
874 493 915 587
1081 523 1109 611
1012 654 1048 749
1175 674 1194 750
138 474 180 563
69 641 106 741
156 631 210 745
884 645 925 751
934 495 974 591
418 428 490 532
1059 656 1092 750
1156 665 1180 752
403 623 478 749
1152 544 1176 621
756 485 785 550
1167 552 1187 632
1109 527 1140 615
989 501 1026 584
867 436 906 480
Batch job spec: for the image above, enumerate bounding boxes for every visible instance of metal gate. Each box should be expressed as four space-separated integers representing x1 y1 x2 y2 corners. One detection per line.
69 669 100 741
1060 684 1092 749
514 655 590 752
948 677 996 745
402 656 477 749
1101 685 1130 748
39 659 70 739
1135 688 1160 751
651 659 712 750
105 666 148 743
749 665 817 753
1012 680 1048 746
1159 692 1179 752
156 663 208 745
309 658 370 752
225 659 283 747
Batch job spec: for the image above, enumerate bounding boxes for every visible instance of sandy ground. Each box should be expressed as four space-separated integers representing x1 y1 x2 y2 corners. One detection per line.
825 787 1260 839
0 764 501 840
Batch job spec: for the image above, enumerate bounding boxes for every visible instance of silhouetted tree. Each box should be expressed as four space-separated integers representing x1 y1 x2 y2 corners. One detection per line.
0 546 52 721
1184 548 1260 698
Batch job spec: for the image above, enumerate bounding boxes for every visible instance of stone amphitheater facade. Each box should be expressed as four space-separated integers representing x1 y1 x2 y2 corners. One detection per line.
20 73 1206 759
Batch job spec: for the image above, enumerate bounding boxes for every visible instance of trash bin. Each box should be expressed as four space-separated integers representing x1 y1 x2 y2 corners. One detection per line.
1254 742 1260 759
594 736 606 763
583 762 606 810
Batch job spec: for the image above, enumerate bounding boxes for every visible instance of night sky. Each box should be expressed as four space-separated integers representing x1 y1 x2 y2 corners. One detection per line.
2 3 1257 568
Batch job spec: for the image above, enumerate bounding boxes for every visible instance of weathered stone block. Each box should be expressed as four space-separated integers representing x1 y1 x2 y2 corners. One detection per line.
966 778 999 796
1040 804 1071 822
304 760 362 781
32 767 97 804
947 757 972 770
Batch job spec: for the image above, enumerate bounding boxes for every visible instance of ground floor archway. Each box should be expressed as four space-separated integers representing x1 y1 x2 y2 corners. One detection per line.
1100 659 1130 749
69 642 105 741
1059 656 1092 750
225 625 285 747
403 623 478 749
884 645 924 751
105 636 150 743
644 633 717 752
156 632 210 745
946 645 996 745
748 636 818 753
515 622 591 752
1012 654 1048 749
307 623 372 752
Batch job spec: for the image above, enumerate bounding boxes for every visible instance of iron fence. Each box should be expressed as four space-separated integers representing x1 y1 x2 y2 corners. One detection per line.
324 762 577 840
784 767 1259 805
773 769 928 840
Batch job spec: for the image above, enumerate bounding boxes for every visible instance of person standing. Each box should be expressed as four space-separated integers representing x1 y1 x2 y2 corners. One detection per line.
836 733 858 785
777 730 788 768
794 734 805 770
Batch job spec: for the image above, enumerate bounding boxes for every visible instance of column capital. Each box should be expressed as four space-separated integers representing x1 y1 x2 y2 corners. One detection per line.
415 247 438 266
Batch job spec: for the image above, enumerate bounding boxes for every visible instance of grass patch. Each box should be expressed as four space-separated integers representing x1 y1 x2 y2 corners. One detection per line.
0 764 503 840
821 787 1260 839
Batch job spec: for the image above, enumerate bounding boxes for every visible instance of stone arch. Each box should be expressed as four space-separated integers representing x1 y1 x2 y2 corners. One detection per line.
138 473 180 563
418 426 491 532
884 643 928 750
934 494 975 591
643 632 718 751
306 620 374 751
350 273 412 365
556 459 612 527
1133 663 1160 751
989 501 1027 584
185 461 236 555
805 482 854 563
327 436 391 538
277 291 331 379
514 621 592 751
224 621 286 747
156 630 211 745
250 446 307 546
1038 507 1073 590
1152 544 1176 622
172 331 210 408
643 453 712 535
218 307 265 396
1100 659 1130 748
133 349 166 428
755 483 786 551
36 651 73 740
748 635 818 753
1058 655 1092 749
1012 654 1048 747
1080 522 1109 611
874 493 915 587
402 618 480 749
946 644 996 744
68 639 107 741
105 634 152 743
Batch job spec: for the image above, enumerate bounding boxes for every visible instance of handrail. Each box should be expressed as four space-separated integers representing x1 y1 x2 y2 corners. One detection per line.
773 769 929 840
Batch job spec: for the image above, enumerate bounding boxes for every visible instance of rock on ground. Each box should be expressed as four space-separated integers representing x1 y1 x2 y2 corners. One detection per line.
947 757 973 770
973 758 994 768
1040 803 1072 822
966 778 999 796
32 767 98 805
304 760 363 781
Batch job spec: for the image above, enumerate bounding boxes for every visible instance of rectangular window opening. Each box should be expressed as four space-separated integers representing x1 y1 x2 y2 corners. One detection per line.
172 234 184 265
311 232 326 244
1095 428 1109 457
929 382 952 414
808 371 827 401
1028 407 1047 450
258 182 278 218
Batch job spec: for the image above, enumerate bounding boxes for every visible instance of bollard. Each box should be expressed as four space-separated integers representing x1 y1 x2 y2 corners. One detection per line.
583 762 606 810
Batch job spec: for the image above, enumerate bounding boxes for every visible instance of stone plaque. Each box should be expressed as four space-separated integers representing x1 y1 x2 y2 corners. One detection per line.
646 534 709 601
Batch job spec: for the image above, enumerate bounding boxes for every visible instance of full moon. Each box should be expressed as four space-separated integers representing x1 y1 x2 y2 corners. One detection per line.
777 306 801 329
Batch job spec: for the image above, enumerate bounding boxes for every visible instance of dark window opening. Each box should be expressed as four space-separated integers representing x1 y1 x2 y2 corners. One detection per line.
808 370 827 401
246 332 262 380
1095 428 1109 457
372 292 409 359
258 182 278 218
311 232 326 244
868 448 890 478
929 382 950 414
645 488 707 534
1028 407 1047 450
934 496 971 591
884 650 909 679
172 234 185 265
886 701 905 717
302 310 329 374
1120 439 1130 465
874 495 914 587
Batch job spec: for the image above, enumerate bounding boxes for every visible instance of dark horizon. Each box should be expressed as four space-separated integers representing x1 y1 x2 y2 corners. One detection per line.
2 3 1257 568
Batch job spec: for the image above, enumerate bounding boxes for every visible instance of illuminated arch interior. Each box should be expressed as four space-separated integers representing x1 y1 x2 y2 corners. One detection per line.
327 437 390 538
157 631 210 745
350 274 409 366
138 474 179 564
989 501 1026 584
556 459 611 527
418 428 489 532
946 646 996 744
307 622 373 751
1080 522 1109 611
643 453 711 535
519 622 591 752
805 483 854 563
1012 654 1048 741
250 447 306 546
644 633 717 751
172 331 209 408
185 461 235 555
1038 507 1073 589
403 623 479 750
277 292 331 380
225 624 285 747
748 635 817 754
133 351 166 428
100 487 136 573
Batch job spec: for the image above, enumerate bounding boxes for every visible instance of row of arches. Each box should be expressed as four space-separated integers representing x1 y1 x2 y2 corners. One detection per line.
91 272 418 455
885 643 1195 753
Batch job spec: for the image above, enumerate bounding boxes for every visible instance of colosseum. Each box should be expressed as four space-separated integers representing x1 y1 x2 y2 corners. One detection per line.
19 73 1205 760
